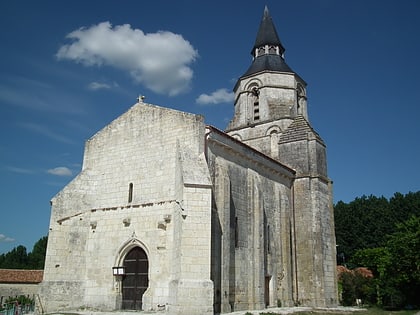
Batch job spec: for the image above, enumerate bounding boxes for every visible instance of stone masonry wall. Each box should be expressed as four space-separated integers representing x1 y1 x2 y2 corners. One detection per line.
0 284 39 301
40 103 212 314
207 130 296 313
278 133 338 307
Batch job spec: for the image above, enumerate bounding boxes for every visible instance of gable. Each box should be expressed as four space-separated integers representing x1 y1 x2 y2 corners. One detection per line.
51 102 207 220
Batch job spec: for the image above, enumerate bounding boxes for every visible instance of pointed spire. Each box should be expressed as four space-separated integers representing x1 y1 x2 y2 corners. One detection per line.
252 6 285 56
239 6 294 78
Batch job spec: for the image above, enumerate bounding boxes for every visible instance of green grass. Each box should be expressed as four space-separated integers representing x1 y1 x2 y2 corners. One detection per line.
245 307 418 315
353 308 418 315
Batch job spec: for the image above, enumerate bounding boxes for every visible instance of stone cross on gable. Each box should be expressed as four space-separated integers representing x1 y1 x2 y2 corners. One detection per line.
137 95 145 103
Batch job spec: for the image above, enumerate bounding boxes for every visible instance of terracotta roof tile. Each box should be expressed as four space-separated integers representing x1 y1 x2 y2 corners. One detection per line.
0 269 43 284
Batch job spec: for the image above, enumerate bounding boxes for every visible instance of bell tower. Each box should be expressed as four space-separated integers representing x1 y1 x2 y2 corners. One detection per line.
226 6 308 159
226 6 338 307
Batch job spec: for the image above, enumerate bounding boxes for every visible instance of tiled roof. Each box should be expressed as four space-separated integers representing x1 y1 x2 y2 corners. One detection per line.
241 54 294 78
278 115 325 145
0 269 43 284
253 6 285 55
241 6 293 78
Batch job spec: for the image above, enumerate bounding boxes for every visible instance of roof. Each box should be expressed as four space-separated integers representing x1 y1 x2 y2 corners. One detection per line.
0 269 43 284
278 115 325 145
252 6 285 55
206 125 296 179
240 6 295 79
241 54 294 78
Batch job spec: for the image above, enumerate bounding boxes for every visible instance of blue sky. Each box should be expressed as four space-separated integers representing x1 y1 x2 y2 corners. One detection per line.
1 0 419 254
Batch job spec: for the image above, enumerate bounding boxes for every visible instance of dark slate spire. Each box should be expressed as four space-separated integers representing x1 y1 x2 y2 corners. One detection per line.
240 6 294 78
252 6 285 56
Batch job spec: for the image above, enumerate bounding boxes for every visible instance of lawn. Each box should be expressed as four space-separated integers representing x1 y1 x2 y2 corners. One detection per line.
245 308 419 315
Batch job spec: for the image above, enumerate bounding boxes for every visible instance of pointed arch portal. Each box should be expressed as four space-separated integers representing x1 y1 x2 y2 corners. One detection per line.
122 246 149 310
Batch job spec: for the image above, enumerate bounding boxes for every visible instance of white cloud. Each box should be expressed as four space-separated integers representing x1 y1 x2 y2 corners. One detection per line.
196 88 234 105
5 166 35 174
47 167 73 177
0 234 15 243
87 81 119 91
57 22 198 96
88 81 111 90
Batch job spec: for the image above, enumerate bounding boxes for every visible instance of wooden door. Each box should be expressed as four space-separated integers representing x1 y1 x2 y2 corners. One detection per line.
265 275 271 307
122 247 149 310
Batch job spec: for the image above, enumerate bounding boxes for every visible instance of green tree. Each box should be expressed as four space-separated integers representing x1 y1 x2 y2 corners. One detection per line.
339 269 375 306
385 216 420 307
0 245 29 269
335 192 420 265
351 216 420 308
28 235 48 269
0 235 48 269
352 247 391 306
335 195 391 265
389 192 420 221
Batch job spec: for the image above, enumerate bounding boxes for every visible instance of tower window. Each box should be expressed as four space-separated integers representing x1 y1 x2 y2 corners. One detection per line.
249 84 260 122
128 183 133 203
268 45 276 54
254 101 260 121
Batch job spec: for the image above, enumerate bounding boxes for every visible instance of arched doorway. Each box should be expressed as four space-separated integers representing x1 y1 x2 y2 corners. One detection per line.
122 247 149 310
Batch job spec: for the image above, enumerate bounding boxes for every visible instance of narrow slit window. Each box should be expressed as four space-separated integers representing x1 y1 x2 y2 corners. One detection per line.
128 183 133 203
235 216 239 248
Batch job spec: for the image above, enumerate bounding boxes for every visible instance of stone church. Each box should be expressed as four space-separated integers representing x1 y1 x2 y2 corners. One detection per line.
39 7 338 315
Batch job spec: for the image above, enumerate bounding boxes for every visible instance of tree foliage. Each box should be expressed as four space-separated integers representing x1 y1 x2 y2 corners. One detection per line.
0 235 48 269
0 245 29 269
335 191 420 308
352 217 419 308
335 191 420 266
27 236 48 269
339 268 375 306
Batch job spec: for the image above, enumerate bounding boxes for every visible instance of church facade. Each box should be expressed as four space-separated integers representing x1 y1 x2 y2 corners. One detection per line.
39 7 338 315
